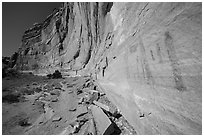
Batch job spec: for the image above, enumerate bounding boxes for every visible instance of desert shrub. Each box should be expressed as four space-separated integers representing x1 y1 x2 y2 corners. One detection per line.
47 70 62 79
2 68 7 78
2 94 20 103
3 68 20 78
8 69 19 76
33 87 42 93
53 70 62 78
47 74 52 79
20 87 34 95
29 72 33 75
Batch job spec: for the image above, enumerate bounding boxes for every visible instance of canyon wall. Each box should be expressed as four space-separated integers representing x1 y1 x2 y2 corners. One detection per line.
15 2 202 134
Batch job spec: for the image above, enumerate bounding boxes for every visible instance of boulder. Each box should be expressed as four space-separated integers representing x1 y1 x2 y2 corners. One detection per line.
89 105 114 135
84 92 99 104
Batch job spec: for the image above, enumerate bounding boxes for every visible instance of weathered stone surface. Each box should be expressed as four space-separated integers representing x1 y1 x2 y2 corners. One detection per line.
90 105 113 135
93 100 110 112
14 2 201 135
76 105 88 117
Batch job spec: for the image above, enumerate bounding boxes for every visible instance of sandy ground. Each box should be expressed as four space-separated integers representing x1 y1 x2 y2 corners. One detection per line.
2 73 136 135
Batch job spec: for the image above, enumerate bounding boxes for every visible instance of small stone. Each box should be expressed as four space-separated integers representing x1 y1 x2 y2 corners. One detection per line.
32 82 38 85
139 113 145 119
69 106 77 112
44 92 50 96
73 123 80 133
68 91 73 94
69 119 78 127
50 89 61 96
52 115 62 122
38 96 44 101
51 98 58 102
99 92 106 96
78 97 84 104
88 90 99 94
77 90 83 95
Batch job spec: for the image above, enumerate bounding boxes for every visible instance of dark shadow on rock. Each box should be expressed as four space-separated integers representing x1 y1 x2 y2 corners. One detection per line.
102 2 113 17
103 122 121 135
103 110 122 119
18 118 32 127
2 94 20 103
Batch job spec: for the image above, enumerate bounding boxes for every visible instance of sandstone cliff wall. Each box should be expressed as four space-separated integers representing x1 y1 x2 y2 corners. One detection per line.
15 2 202 134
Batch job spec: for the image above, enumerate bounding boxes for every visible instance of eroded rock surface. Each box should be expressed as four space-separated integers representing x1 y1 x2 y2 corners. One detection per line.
12 2 202 135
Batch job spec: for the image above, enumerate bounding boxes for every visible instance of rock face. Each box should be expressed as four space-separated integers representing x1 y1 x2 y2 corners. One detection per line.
15 2 202 134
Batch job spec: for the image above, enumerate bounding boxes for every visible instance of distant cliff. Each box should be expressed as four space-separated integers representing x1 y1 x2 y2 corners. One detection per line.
15 3 114 76
15 2 202 134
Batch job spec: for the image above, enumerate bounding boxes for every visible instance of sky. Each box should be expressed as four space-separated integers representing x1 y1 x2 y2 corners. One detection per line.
2 2 62 57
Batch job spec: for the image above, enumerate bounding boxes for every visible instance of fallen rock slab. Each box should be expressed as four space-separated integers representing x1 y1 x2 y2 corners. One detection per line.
93 100 110 112
89 105 114 135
